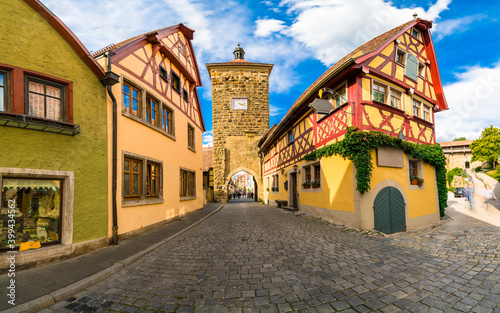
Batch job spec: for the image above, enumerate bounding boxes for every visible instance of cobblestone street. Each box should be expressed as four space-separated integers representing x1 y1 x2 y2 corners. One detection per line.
44 202 500 313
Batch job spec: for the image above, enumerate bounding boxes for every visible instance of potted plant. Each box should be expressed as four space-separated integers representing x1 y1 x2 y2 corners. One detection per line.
312 178 321 188
410 176 424 187
302 180 311 188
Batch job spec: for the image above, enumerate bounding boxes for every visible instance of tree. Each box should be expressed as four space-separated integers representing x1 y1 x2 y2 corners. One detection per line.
453 137 467 141
471 126 500 170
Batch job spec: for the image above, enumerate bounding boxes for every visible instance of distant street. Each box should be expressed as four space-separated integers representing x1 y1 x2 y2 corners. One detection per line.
46 202 500 313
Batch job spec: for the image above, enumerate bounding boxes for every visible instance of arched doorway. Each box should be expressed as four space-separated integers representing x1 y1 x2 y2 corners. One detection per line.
373 186 406 234
227 170 257 203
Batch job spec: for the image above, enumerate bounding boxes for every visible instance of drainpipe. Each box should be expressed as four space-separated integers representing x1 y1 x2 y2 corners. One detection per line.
100 51 120 245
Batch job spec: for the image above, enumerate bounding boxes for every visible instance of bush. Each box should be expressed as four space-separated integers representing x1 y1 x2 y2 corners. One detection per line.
446 167 467 187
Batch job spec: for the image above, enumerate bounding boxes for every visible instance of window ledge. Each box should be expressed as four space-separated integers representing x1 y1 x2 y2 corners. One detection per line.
180 196 197 201
122 197 164 207
122 110 176 141
188 146 196 153
0 112 80 136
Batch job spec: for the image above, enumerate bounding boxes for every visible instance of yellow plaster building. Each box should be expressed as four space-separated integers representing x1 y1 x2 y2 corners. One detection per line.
94 25 205 239
259 18 448 234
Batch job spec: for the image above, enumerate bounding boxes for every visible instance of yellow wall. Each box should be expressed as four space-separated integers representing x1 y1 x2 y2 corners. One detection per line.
97 32 203 236
369 150 438 219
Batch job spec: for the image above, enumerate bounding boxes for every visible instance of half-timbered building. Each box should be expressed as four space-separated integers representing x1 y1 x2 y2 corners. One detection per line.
94 24 205 239
259 18 448 233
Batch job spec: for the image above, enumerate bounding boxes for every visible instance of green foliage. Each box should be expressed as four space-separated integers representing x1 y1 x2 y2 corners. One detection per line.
303 127 448 216
446 167 467 186
453 137 467 141
471 125 500 170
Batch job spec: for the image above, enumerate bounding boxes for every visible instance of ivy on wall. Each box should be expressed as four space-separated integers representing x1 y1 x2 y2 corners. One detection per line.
302 127 448 216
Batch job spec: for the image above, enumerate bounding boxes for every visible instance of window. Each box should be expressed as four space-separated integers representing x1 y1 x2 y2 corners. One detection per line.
304 167 311 189
334 84 347 108
180 168 196 198
159 66 168 82
409 159 419 178
406 54 419 81
183 89 189 101
188 124 195 150
147 162 159 198
287 130 294 145
390 89 402 110
373 82 386 103
123 158 142 199
0 71 7 112
26 76 65 121
271 174 279 192
171 71 181 93
162 105 173 134
418 62 426 79
302 163 321 189
123 81 141 117
412 99 421 118
146 96 158 126
396 49 406 65
423 104 430 122
411 28 420 40
1 178 62 250
178 42 184 55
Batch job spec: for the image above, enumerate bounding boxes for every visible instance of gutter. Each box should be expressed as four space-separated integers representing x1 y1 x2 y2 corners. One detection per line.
100 51 120 245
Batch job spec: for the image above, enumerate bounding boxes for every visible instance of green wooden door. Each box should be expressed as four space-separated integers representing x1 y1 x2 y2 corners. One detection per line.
373 187 406 234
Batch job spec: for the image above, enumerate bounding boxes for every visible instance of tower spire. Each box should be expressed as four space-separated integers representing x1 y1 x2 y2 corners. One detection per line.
233 43 245 60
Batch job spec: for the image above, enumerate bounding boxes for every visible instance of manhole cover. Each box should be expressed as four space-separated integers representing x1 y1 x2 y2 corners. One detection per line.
431 235 457 240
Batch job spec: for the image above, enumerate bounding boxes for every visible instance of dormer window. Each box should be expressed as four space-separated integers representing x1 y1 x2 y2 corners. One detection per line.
411 28 420 40
396 49 406 65
418 62 426 79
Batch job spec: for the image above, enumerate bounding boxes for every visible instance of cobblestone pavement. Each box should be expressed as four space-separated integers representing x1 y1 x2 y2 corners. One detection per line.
44 202 500 313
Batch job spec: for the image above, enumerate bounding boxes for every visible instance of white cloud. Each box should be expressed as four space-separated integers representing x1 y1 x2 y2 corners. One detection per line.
255 19 286 37
277 0 451 66
202 130 213 147
433 14 487 40
435 61 500 142
270 104 285 117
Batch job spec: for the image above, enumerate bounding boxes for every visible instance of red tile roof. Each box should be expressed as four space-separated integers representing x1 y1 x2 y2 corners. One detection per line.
438 140 474 147
203 147 213 171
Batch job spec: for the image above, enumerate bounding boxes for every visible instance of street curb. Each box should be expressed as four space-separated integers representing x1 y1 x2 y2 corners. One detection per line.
5 204 226 313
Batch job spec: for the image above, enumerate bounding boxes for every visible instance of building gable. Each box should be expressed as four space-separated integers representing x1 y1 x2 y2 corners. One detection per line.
103 26 205 131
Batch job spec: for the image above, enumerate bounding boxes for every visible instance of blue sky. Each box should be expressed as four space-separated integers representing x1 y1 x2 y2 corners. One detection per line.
42 0 500 145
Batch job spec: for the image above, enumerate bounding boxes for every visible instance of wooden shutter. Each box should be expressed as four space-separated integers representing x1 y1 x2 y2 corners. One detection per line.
406 54 419 82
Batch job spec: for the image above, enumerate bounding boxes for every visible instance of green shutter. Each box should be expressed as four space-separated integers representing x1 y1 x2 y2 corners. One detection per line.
406 54 418 82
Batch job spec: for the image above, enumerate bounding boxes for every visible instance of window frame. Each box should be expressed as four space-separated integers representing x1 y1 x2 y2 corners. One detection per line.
146 94 159 126
183 88 189 102
411 28 421 40
25 75 66 122
372 81 387 103
389 89 402 110
271 173 279 192
188 123 195 152
418 62 426 79
161 104 174 135
395 49 407 66
407 157 425 189
287 129 294 145
122 152 163 207
412 99 422 118
372 80 405 111
121 78 176 140
178 42 185 55
123 80 142 118
159 66 168 82
171 71 181 94
146 162 160 198
123 157 142 200
0 70 10 112
301 161 322 191
180 167 196 200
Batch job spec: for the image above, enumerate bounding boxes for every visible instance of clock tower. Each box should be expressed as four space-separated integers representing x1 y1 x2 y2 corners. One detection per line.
207 44 273 202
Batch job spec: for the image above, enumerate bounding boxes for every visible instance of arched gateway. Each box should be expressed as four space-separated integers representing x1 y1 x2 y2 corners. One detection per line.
206 45 273 203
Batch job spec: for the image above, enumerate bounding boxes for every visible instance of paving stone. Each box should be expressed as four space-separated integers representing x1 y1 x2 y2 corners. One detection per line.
45 204 500 313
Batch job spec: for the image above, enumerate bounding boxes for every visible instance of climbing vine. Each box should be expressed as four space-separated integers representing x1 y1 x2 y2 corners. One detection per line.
302 127 448 216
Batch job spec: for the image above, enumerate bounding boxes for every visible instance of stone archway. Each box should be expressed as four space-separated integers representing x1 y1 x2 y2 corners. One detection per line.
223 167 262 203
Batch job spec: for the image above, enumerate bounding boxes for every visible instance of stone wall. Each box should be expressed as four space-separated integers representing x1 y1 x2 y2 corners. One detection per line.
209 64 272 202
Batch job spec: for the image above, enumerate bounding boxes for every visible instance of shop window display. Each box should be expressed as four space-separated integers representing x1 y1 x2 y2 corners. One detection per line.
1 178 61 249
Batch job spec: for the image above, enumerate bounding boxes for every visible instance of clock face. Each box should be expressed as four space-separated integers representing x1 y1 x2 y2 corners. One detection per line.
232 97 247 110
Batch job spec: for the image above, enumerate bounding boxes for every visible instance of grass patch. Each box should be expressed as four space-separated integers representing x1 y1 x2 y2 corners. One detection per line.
486 169 500 181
